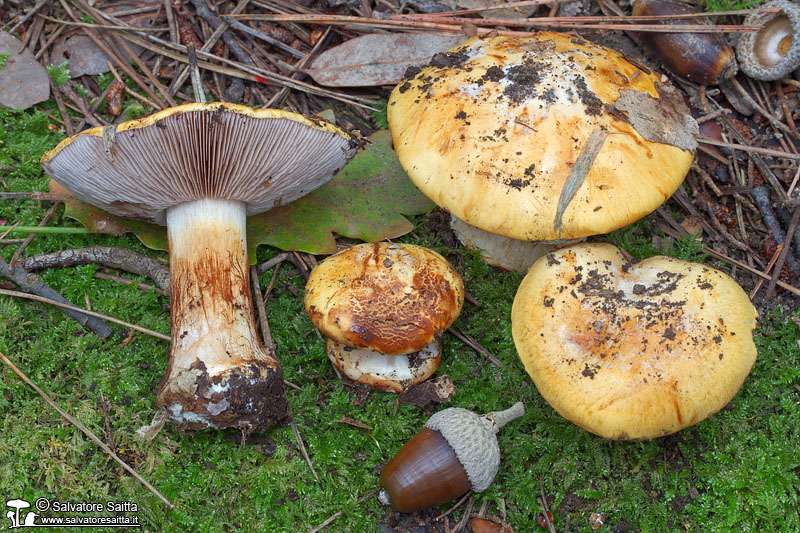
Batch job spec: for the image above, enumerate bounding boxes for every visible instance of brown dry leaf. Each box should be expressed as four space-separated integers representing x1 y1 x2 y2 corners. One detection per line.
51 35 111 78
680 216 703 236
0 32 49 109
306 33 464 87
397 375 456 408
469 517 515 533
332 416 373 431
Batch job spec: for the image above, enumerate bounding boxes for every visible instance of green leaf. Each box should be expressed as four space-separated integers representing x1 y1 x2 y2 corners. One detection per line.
48 130 435 260
250 129 435 255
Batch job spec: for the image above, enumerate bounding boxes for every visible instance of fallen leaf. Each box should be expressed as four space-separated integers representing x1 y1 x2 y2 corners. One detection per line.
0 32 50 109
469 517 515 533
252 129 436 255
47 130 434 258
307 33 464 87
332 416 373 431
397 375 456 408
51 35 111 78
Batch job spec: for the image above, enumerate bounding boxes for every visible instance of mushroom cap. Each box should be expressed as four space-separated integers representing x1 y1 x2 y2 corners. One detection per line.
304 242 464 355
41 102 356 224
511 242 758 440
388 33 697 241
326 338 442 393
736 0 800 81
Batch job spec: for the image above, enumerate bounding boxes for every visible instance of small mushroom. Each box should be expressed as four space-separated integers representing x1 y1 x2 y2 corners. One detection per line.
41 102 357 432
511 243 758 440
736 0 800 81
304 242 464 392
389 33 697 273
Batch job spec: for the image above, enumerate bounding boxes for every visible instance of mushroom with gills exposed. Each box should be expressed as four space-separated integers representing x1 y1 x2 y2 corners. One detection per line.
388 33 698 273
304 242 464 393
511 242 758 440
41 102 358 433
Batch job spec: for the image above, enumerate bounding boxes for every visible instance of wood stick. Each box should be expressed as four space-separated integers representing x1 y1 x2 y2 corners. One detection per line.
0 288 170 340
0 258 113 338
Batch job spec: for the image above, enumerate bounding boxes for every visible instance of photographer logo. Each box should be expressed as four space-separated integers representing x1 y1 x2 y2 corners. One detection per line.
5 498 140 528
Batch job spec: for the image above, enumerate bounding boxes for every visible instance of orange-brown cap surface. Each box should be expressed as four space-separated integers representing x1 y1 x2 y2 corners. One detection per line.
388 33 697 241
511 243 757 440
304 242 464 355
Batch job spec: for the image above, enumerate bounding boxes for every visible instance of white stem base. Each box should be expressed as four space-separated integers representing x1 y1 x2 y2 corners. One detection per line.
156 198 289 431
450 215 583 274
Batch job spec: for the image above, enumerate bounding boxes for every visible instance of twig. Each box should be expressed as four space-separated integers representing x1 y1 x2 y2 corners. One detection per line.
223 16 306 59
187 45 206 102
0 350 174 509
93 270 168 296
99 391 116 451
540 483 557 533
0 288 170 341
751 186 800 275
8 203 58 271
435 491 473 521
18 246 170 292
656 223 800 297
768 210 800 297
454 495 474 532
289 414 320 483
0 257 113 338
255 253 289 276
697 136 800 161
251 265 274 348
58 0 167 110
307 489 379 533
9 0 49 33
231 13 760 33
447 327 503 366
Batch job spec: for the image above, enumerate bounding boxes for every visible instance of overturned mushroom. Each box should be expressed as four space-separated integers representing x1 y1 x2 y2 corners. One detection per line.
41 102 357 432
388 33 697 273
304 242 464 392
388 32 697 271
511 243 758 440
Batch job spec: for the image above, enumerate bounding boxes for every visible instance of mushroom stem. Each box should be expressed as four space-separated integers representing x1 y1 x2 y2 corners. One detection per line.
156 198 290 432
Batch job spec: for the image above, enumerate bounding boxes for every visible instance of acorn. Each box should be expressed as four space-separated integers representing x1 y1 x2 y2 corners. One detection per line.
632 0 737 85
378 402 525 513
736 0 800 81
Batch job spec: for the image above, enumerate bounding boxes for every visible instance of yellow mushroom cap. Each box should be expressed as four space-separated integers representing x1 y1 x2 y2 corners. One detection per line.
304 242 464 355
388 33 697 241
511 243 758 440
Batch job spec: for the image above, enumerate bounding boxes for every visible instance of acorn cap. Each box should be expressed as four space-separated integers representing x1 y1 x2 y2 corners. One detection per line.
736 0 800 81
304 242 464 355
425 402 525 492
511 243 758 440
41 102 356 224
388 33 697 242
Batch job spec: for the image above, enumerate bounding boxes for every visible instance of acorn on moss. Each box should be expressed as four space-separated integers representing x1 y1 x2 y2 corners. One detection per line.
378 403 525 513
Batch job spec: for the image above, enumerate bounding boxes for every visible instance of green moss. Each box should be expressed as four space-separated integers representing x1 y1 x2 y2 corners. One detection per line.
2 106 798 532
